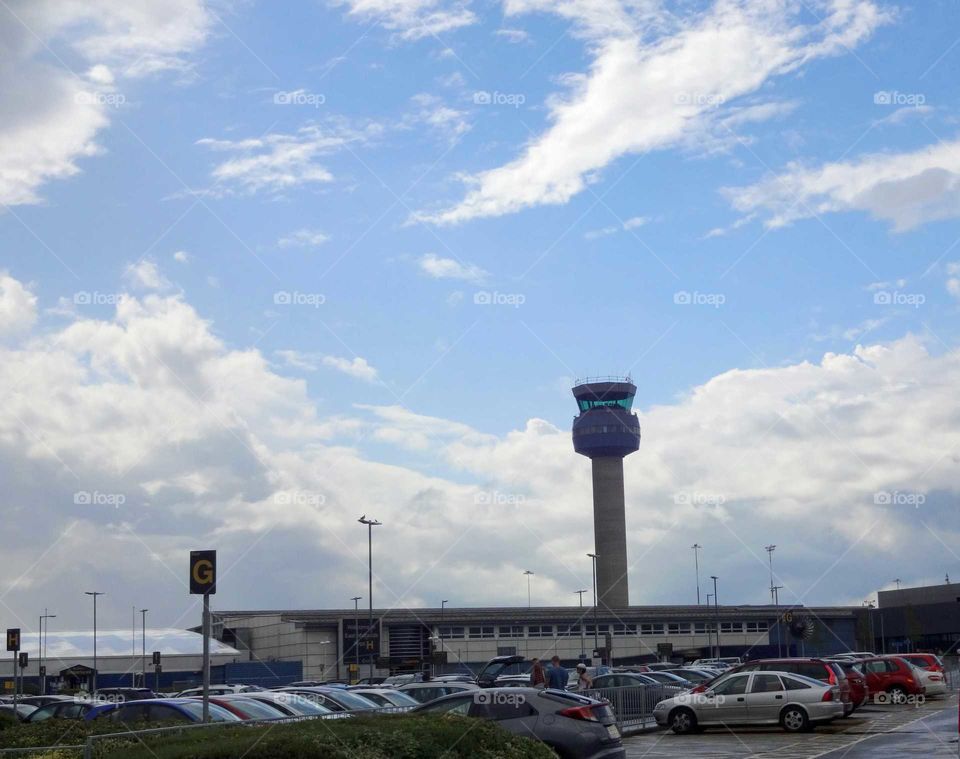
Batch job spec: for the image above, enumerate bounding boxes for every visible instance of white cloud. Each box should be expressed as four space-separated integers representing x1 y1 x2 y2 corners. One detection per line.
0 0 211 207
0 274 38 336
405 94 471 144
173 250 190 263
947 262 960 300
584 215 648 239
332 0 476 40
417 253 488 283
0 272 959 621
724 137 960 232
124 259 170 290
418 0 889 224
196 124 380 197
495 28 529 43
321 355 379 383
277 229 330 248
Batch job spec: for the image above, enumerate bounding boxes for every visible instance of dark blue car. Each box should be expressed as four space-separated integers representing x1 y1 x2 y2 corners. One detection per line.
84 698 240 723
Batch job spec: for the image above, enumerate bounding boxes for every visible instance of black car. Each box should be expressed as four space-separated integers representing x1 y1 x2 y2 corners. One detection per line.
414 687 625 759
93 688 157 702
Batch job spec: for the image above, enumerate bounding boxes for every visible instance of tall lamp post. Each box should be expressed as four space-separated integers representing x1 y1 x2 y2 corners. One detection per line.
772 587 783 656
350 596 362 677
575 590 587 660
587 553 599 654
140 609 148 687
706 593 714 657
39 611 56 695
358 516 381 680
524 571 535 608
691 544 702 604
765 545 777 603
85 592 104 693
710 576 719 659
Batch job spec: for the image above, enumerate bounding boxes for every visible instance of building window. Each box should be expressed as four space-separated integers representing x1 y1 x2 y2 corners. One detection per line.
640 623 664 635
584 624 609 636
667 622 691 635
468 626 495 639
693 622 709 634
720 622 741 634
527 625 554 638
497 646 518 657
611 623 637 636
439 626 464 639
745 621 769 633
557 624 581 637
498 625 524 638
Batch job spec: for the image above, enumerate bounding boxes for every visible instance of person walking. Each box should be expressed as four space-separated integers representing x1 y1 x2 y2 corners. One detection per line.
529 657 546 689
575 662 592 690
546 656 568 690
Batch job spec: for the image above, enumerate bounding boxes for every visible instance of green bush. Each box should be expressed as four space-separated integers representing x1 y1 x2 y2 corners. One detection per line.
0 716 555 759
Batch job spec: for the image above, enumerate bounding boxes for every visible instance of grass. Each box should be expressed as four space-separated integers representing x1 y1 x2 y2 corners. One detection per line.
0 715 556 759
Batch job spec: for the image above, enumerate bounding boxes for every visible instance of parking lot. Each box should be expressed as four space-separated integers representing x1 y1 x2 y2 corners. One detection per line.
623 693 958 758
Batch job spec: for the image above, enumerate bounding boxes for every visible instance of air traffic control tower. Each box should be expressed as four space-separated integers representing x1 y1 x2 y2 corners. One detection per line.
572 377 641 609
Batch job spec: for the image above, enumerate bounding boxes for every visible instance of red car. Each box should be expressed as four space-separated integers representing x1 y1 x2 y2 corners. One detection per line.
830 660 869 710
860 657 925 702
899 653 943 672
700 659 855 716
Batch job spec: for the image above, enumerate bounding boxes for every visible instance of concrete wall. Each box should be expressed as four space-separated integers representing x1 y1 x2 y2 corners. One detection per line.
591 456 629 608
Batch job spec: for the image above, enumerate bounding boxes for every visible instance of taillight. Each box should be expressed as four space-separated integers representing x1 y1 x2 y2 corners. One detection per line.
827 669 837 685
559 705 601 722
690 684 706 694
822 689 834 702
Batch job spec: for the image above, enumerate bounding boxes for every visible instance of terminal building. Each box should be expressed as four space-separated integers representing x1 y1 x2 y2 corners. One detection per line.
214 603 867 682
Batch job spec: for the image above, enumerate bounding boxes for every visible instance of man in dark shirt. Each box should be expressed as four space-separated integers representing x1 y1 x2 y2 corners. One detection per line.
546 656 568 689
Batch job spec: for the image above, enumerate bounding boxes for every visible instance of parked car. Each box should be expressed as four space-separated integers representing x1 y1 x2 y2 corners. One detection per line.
655 671 843 734
197 696 290 720
635 671 694 689
476 655 528 688
397 681 479 704
85 698 240 723
381 674 419 687
662 669 718 684
353 677 386 686
830 660 869 710
24 698 100 722
16 696 72 708
276 687 379 712
92 687 157 702
288 680 348 688
590 672 684 721
859 657 926 702
413 687 625 759
0 704 35 724
235 691 333 717
690 658 738 670
899 653 944 673
348 688 419 708
714 658 854 716
175 684 259 697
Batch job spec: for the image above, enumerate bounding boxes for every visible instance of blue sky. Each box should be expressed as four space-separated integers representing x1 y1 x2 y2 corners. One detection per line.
1 0 960 632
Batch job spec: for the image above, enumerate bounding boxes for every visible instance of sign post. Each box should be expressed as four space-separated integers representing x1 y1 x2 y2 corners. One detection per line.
152 652 161 692
190 550 216 723
6 629 20 712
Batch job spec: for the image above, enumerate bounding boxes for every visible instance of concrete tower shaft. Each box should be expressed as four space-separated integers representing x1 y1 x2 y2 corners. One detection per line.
572 378 641 610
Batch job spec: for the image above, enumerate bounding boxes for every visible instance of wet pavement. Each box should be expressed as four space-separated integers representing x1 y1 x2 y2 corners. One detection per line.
623 692 958 758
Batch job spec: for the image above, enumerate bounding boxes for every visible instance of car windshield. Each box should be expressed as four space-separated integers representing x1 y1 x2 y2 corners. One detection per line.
326 691 379 710
272 696 331 715
226 699 286 719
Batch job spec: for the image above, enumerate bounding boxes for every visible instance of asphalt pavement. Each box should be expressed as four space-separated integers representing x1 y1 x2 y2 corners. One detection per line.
623 693 958 758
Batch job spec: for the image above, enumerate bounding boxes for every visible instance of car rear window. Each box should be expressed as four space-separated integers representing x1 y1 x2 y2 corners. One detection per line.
782 676 813 690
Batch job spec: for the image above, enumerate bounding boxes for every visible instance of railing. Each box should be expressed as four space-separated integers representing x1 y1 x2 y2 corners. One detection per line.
582 684 677 733
573 375 634 386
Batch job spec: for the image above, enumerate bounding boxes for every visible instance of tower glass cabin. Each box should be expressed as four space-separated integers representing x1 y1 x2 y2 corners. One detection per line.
572 378 641 610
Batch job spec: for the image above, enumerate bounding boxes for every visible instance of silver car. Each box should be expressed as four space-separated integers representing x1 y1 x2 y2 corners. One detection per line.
653 671 843 734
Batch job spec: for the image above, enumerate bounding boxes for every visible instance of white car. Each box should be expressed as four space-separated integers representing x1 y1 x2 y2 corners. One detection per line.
914 667 947 697
175 684 258 697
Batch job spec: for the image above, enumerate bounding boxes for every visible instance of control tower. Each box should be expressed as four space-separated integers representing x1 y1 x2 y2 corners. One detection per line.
572 377 641 609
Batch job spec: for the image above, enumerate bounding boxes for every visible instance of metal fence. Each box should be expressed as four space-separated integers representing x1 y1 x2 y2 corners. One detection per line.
582 684 676 733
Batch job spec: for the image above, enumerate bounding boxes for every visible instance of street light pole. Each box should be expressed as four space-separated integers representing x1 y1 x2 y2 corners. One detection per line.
358 516 381 680
575 590 587 660
587 553 599 655
39 610 56 695
140 609 148 687
772 586 783 656
524 570 534 608
710 576 719 659
351 596 362 678
765 545 777 604
85 592 104 693
692 544 702 604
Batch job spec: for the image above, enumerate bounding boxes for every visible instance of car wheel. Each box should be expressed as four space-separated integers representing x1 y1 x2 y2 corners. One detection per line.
780 706 810 733
887 686 908 704
669 707 697 735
